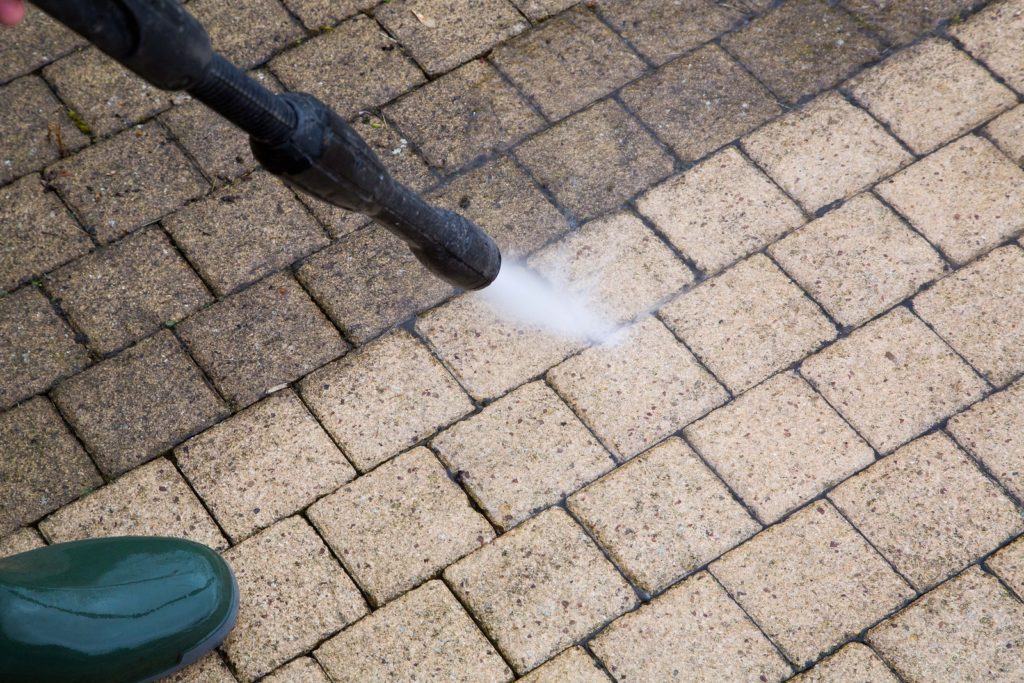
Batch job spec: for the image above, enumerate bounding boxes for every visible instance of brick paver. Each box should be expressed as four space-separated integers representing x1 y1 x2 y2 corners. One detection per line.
0 75 87 185
986 104 1024 165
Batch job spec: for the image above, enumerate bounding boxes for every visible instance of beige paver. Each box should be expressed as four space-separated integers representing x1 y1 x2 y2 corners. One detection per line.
989 535 1024 599
175 389 355 542
568 437 759 592
712 501 914 665
789 642 898 682
637 147 805 275
262 657 330 683
281 0 374 31
0 4 84 93
164 653 237 683
743 92 912 212
548 317 728 459
509 0 576 21
308 447 494 605
445 508 637 673
516 647 610 683
948 379 1024 501
876 135 1024 265
660 254 836 393
848 39 1015 154
527 211 693 324
869 566 1024 682
491 8 645 121
222 516 368 682
831 432 1023 590
801 307 987 453
39 457 227 550
839 0 974 46
433 381 614 530
686 371 874 523
45 226 212 355
951 0 1024 92
595 0 737 65
315 580 513 683
0 397 101 535
0 286 89 410
300 330 473 471
770 193 945 327
0 75 87 185
0 528 46 558
986 104 1024 165
186 0 304 69
590 571 792 683
914 245 1024 386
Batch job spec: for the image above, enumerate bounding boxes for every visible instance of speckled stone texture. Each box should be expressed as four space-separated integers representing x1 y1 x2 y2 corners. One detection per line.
185 0 305 69
38 457 227 549
315 580 513 683
789 642 898 682
591 571 792 682
712 501 913 665
840 0 974 45
308 447 494 605
0 4 84 83
948 379 1024 501
569 437 759 592
986 105 1024 165
175 389 355 542
516 647 610 683
989 535 1024 599
433 381 614 530
595 0 738 65
445 508 637 673
162 653 238 683
222 516 368 681
0 528 46 558
0 75 87 185
281 0 375 31
952 0 1024 92
262 657 330 683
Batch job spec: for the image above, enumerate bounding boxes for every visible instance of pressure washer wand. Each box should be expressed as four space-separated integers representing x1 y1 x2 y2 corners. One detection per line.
29 0 501 290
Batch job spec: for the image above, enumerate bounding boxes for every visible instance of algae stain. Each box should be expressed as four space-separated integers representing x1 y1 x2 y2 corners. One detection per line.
66 109 94 138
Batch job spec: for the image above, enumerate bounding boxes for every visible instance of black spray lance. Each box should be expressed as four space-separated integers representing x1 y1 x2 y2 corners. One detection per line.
29 0 502 290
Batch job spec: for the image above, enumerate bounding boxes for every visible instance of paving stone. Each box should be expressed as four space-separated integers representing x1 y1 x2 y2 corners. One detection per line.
43 48 179 139
0 75 87 184
0 174 91 293
660 254 836 393
914 245 1024 386
375 0 528 76
840 0 975 46
163 653 237 683
789 642 899 682
637 147 804 275
868 566 1024 682
832 432 1023 590
416 291 582 401
986 104 1024 165
528 211 693 324
0 397 101 535
309 447 493 605
876 135 1024 265
262 657 330 683
686 371 874 523
743 92 912 212
428 155 568 258
712 501 914 665
187 0 305 69
517 647 610 683
297 224 455 344
848 39 1016 154
433 381 614 530
952 0 1024 92
509 0 577 21
0 287 89 410
517 99 674 221
177 273 347 408
44 226 212 355
52 330 227 477
0 528 46 558
590 571 792 683
802 307 986 453
386 60 543 174
222 516 368 682
569 437 759 593
47 122 209 244
989 535 1024 599
595 0 738 65
163 171 328 296
722 0 881 103
175 389 355 542
281 0 375 31
315 580 513 683
770 193 945 327
548 317 728 459
0 4 85 84
299 330 473 471
445 508 637 674
270 15 425 118
38 457 227 550
948 379 1024 501
491 8 645 121
620 45 781 163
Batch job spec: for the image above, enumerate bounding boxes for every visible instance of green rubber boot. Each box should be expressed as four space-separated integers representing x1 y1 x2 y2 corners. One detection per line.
0 536 238 683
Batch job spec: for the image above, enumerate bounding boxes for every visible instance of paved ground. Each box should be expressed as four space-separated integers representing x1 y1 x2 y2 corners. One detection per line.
2 0 1024 680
